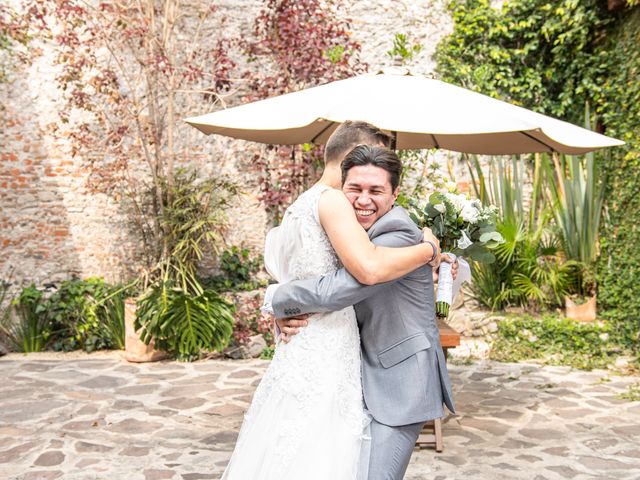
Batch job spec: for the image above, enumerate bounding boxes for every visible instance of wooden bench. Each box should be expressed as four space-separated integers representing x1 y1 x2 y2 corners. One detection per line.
415 319 461 452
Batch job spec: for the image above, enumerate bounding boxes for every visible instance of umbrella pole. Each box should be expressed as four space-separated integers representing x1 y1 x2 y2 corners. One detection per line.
391 131 397 151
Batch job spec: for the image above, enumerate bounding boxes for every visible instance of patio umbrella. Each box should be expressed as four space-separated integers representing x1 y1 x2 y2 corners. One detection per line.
185 69 623 155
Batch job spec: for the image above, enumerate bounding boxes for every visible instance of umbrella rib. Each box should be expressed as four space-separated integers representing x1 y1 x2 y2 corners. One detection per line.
430 134 440 149
519 131 554 152
311 122 337 144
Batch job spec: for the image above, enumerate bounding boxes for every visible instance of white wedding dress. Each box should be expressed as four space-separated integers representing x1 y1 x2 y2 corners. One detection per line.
221 184 370 480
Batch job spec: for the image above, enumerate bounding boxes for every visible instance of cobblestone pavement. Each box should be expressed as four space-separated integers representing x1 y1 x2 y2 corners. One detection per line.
1 352 639 480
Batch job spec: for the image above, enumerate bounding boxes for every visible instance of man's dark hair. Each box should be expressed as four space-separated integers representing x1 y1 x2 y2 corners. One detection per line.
324 121 392 165
341 145 403 191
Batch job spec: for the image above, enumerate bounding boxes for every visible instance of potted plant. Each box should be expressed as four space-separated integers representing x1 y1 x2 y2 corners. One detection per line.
132 169 237 361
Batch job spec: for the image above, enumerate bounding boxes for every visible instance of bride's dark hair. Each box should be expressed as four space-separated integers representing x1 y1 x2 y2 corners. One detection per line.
340 145 402 190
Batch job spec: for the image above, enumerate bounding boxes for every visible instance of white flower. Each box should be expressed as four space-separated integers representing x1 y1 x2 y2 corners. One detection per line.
445 192 467 212
528 335 538 343
461 203 480 223
599 333 609 342
457 230 473 249
434 203 446 213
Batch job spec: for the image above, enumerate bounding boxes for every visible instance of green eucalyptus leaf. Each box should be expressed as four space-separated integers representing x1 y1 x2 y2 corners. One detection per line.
479 231 505 244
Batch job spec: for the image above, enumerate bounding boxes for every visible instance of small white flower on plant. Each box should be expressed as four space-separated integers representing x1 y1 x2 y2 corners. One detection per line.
528 335 538 343
434 203 446 213
446 181 457 193
599 333 609 342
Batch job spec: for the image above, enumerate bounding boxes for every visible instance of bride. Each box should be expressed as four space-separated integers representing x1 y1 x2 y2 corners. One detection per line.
221 122 440 480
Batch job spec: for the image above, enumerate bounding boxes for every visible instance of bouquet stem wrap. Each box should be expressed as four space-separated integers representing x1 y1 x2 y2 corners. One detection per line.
436 253 456 318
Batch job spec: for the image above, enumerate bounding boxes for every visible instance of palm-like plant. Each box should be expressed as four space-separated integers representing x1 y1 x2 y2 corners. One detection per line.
135 169 238 359
137 283 234 358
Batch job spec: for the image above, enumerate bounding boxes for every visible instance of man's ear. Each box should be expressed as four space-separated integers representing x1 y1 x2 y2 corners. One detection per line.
392 186 400 200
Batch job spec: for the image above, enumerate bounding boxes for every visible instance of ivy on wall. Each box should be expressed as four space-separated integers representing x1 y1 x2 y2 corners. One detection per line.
435 0 640 348
435 0 614 125
596 6 640 343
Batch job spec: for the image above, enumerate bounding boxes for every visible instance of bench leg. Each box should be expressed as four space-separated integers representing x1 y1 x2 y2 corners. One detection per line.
415 417 444 452
434 417 443 452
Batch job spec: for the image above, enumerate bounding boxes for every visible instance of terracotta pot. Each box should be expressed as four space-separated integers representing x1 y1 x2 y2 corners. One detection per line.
124 298 167 362
565 295 597 323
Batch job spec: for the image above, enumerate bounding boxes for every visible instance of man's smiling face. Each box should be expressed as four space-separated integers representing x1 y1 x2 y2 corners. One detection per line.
342 164 399 231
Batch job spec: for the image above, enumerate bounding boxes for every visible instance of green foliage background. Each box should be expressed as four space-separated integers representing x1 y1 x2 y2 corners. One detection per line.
435 0 640 349
491 314 616 370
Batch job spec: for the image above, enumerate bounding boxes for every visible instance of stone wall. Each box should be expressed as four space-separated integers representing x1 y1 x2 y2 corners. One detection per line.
0 0 453 291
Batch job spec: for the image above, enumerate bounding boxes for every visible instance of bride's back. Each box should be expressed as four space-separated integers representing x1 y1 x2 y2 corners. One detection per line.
264 184 341 283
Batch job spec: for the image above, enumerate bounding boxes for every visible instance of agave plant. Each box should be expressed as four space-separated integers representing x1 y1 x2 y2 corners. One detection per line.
0 285 52 353
466 154 578 310
541 150 605 295
541 105 607 296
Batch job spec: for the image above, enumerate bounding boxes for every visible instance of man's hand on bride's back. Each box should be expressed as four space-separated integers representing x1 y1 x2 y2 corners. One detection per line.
276 315 309 343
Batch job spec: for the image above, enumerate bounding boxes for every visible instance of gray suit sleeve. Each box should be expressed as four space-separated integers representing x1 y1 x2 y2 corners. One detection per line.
272 220 420 318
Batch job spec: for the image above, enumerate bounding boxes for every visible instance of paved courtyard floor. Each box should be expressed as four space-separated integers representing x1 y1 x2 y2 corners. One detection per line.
1 352 639 480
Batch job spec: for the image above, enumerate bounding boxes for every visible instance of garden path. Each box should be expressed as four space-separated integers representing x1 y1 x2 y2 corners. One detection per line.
1 352 639 480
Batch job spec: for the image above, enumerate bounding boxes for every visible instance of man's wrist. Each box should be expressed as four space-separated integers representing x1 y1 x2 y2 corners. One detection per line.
425 240 439 264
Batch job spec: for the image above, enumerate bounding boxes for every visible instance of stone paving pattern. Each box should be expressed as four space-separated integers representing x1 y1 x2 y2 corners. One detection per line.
1 353 639 480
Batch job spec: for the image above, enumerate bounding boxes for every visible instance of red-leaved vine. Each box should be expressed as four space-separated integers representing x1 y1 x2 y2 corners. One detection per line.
241 0 366 223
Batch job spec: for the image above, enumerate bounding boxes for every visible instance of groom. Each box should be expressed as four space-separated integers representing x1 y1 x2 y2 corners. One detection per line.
266 122 455 480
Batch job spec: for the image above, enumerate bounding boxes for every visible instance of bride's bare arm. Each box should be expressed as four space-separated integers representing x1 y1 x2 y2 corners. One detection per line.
318 189 435 285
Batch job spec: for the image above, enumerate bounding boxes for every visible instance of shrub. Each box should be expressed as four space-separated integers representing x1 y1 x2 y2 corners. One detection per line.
203 246 266 292
47 278 112 352
490 314 625 370
229 291 274 347
0 279 131 353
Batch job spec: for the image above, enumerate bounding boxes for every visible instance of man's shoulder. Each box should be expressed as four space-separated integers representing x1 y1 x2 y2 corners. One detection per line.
368 206 421 240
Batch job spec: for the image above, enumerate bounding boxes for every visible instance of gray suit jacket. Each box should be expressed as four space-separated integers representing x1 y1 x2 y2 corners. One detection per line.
272 206 455 427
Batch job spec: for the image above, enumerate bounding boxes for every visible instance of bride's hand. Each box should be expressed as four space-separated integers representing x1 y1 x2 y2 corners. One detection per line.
433 254 458 283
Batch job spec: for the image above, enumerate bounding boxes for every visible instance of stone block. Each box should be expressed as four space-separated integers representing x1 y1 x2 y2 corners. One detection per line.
245 334 267 358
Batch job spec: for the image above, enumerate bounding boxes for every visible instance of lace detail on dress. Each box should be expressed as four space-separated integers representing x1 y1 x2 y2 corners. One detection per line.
281 184 342 279
223 184 368 480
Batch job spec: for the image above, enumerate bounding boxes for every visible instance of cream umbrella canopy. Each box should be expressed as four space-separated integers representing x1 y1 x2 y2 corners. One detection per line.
186 69 623 155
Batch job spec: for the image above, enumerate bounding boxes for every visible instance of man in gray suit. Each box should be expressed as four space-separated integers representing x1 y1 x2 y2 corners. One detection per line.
267 137 455 479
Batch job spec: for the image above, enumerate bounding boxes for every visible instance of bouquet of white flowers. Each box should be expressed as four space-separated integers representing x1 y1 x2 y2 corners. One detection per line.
407 192 504 318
